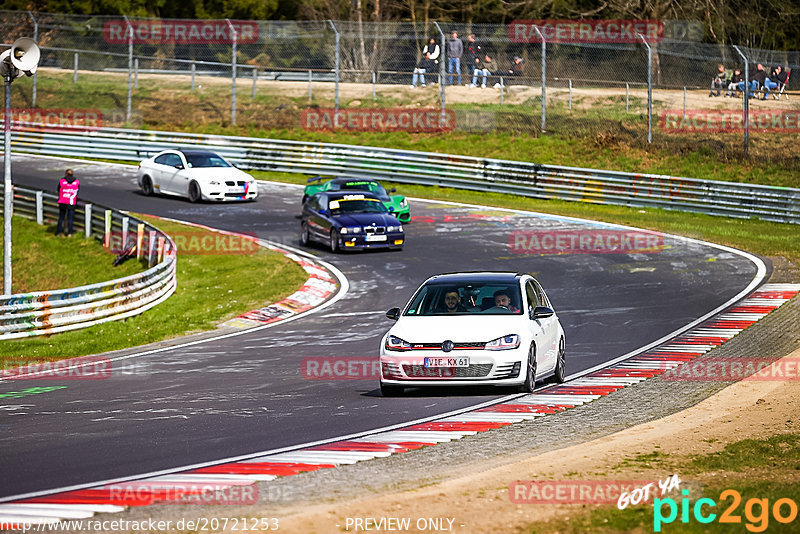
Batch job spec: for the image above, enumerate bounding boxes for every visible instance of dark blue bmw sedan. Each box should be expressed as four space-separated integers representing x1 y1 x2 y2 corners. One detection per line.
300 192 405 252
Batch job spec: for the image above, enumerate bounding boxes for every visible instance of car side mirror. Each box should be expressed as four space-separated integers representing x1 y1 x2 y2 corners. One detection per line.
532 306 554 319
174 163 184 169
389 187 397 193
386 307 400 320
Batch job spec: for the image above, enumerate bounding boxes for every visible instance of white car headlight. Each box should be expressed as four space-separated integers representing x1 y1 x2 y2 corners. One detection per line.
341 227 361 234
485 334 521 351
400 199 408 208
209 180 221 185
385 335 411 352
386 225 403 232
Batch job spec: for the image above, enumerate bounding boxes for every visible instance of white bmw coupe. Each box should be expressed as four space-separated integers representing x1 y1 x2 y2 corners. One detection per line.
379 272 566 396
137 149 258 202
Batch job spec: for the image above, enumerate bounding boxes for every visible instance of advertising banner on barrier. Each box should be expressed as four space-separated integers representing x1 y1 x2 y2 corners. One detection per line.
301 108 456 133
1 109 103 131
103 19 259 44
509 20 663 43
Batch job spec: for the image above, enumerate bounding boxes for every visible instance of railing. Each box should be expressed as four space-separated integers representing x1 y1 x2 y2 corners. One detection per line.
0 183 177 339
3 125 799 224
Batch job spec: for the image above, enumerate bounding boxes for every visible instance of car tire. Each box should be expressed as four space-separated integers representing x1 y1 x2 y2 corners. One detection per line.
517 344 537 393
300 222 310 246
380 382 404 397
329 229 339 252
141 176 154 196
550 337 566 384
188 181 201 203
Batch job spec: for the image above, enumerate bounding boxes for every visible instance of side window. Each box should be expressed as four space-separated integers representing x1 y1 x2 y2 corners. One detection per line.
525 281 539 313
533 280 550 308
166 154 183 167
318 196 328 211
154 154 170 165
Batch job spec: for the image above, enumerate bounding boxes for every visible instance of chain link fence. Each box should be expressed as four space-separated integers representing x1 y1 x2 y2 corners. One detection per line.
2 10 800 162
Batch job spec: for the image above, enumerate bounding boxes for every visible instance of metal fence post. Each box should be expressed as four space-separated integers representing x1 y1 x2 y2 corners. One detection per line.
733 46 749 156
104 209 112 248
626 83 629 112
638 33 652 144
252 66 257 99
500 77 504 104
73 53 78 83
191 62 196 92
226 19 238 125
134 58 139 89
136 223 144 260
683 87 687 119
328 20 340 113
84 203 92 238
121 216 129 250
372 71 376 101
28 11 38 108
148 229 156 267
569 79 572 110
532 25 546 131
308 69 312 102
124 16 133 123
3 75 12 295
433 22 446 127
35 191 43 224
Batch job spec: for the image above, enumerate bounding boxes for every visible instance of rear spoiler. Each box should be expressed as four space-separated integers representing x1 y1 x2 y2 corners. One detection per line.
307 176 324 183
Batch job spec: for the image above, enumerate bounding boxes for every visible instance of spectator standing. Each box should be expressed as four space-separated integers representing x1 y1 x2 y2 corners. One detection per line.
446 31 463 85
411 37 440 87
464 34 481 85
56 169 80 236
709 64 731 97
471 54 495 88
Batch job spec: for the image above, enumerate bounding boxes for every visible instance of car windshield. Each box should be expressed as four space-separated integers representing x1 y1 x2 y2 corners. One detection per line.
404 280 523 316
328 197 388 214
335 181 387 197
184 153 231 168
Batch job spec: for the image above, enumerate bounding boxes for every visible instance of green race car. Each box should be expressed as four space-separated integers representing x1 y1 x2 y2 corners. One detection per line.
302 177 410 223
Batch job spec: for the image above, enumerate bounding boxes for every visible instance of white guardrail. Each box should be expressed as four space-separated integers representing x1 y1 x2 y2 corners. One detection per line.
3 124 799 224
0 184 176 339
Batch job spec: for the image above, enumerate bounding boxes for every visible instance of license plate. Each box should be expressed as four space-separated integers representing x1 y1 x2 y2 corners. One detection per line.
424 357 469 368
365 234 387 242
227 187 245 193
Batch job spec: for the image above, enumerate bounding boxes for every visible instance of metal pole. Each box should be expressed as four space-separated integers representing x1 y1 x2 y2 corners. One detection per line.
73 52 78 83
372 71 376 101
252 67 257 99
626 83 629 112
29 11 38 108
308 69 312 103
3 76 13 295
500 77 504 105
191 62 196 92
638 33 652 144
226 19 237 125
328 21 340 113
124 16 133 123
733 46 749 156
683 86 686 119
569 79 572 110
433 22 446 127
533 25 546 131
134 58 139 89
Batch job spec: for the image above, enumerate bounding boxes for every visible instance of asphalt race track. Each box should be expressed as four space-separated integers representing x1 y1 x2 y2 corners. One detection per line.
0 156 767 499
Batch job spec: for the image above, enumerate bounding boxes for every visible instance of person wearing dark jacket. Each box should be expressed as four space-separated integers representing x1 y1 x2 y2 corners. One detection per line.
726 69 744 97
411 37 440 87
737 64 767 98
446 31 463 85
769 65 787 99
56 169 80 236
464 34 481 84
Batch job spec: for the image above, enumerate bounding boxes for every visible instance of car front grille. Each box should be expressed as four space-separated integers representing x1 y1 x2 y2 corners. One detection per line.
364 226 386 235
402 364 493 378
411 342 487 351
225 180 247 186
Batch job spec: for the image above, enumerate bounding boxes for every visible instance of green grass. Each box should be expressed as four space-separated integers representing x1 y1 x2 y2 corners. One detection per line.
1 216 308 360
523 433 800 533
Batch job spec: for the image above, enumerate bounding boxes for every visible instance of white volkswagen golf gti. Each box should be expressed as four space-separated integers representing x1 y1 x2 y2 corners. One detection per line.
137 149 258 202
379 272 566 396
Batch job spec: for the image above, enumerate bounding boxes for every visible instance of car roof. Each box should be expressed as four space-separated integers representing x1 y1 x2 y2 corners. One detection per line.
424 272 525 284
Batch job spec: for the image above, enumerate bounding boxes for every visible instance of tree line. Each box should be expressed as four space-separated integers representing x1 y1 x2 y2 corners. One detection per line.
6 0 800 50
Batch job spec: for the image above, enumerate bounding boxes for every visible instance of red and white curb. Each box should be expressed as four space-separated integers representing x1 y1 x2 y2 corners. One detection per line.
2 283 797 528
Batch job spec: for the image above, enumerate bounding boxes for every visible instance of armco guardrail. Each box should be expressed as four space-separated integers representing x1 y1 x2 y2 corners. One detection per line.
0 184 176 339
3 125 800 224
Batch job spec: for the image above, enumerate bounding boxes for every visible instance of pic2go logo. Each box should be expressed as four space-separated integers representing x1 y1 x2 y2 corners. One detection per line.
654 489 798 532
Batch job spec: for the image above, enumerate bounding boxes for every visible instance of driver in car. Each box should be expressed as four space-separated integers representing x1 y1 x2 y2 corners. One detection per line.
493 289 519 312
